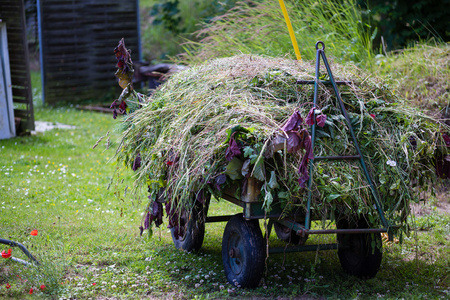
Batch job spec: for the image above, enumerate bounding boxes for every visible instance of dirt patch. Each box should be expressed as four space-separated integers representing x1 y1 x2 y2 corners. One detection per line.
411 189 450 217
31 121 76 134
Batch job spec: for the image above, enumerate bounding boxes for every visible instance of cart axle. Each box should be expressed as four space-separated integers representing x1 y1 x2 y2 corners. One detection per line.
300 228 388 235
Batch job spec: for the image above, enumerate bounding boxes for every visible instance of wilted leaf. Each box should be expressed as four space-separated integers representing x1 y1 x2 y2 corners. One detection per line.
282 110 303 131
132 153 141 171
316 114 327 127
443 133 450 146
286 131 301 153
241 159 251 177
305 107 316 125
225 137 242 161
296 129 313 188
215 174 227 185
114 38 134 89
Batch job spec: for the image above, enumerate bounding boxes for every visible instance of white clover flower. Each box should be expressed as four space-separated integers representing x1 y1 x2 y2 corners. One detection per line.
386 160 397 167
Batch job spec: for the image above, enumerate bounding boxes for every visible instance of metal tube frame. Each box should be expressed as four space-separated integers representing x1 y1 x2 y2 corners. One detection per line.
305 41 390 233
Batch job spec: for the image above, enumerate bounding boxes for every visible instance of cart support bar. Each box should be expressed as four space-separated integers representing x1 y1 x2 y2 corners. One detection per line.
300 228 388 235
297 80 350 85
206 215 233 223
314 155 360 161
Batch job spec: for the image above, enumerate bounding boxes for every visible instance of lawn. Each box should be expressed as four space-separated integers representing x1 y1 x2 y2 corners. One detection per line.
0 71 449 299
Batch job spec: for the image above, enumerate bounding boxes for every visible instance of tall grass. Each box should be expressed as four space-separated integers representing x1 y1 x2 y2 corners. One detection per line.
181 0 377 65
373 42 450 112
140 0 238 62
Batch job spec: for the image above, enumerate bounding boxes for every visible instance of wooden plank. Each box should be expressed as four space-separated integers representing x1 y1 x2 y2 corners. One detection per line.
13 109 33 118
39 0 139 104
11 87 29 97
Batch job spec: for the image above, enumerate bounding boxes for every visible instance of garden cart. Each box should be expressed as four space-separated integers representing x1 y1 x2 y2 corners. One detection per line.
169 41 392 288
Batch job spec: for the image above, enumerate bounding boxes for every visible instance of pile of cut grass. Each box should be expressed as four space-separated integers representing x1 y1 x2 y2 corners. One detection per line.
112 54 449 236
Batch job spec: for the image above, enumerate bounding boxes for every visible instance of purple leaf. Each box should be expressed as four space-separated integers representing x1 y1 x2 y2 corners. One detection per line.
298 166 309 188
282 110 303 131
196 190 205 204
110 99 118 108
297 129 314 188
304 133 314 159
149 201 163 227
316 114 327 127
225 137 241 161
132 153 141 171
119 101 127 114
165 200 178 229
144 211 150 229
443 133 450 147
216 174 227 185
305 107 316 126
286 131 301 153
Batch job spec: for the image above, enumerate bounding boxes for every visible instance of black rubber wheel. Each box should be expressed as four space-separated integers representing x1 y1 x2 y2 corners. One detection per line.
222 214 265 288
337 219 383 278
171 193 210 252
274 222 302 245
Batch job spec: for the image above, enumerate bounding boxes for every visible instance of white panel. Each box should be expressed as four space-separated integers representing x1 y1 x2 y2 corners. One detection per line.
0 22 16 139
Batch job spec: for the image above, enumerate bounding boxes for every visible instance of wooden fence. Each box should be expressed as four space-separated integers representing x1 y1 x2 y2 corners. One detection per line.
0 0 35 134
38 0 140 104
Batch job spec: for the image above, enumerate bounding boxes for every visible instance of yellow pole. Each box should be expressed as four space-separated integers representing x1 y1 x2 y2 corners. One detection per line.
278 0 302 61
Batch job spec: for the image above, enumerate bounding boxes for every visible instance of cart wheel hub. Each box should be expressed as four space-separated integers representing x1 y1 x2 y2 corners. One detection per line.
229 247 240 258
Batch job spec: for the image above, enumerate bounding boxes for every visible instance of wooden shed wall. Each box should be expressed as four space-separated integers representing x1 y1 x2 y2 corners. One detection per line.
0 0 35 133
38 0 140 104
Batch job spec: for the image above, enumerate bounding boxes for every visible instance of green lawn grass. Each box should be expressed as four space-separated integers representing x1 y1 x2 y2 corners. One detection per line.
0 72 449 299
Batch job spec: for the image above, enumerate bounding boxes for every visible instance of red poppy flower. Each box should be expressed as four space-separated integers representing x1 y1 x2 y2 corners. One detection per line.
1 249 11 259
30 230 38 236
40 284 46 291
29 288 33 294
6 283 11 289
92 283 96 286
166 161 174 166
370 114 376 119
